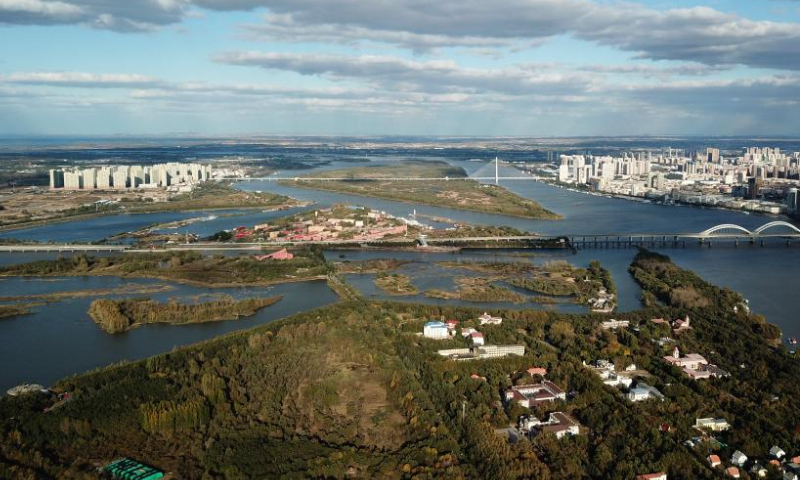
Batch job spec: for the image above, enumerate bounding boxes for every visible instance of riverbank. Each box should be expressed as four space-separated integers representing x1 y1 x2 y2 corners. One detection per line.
534 175 792 222
0 183 302 234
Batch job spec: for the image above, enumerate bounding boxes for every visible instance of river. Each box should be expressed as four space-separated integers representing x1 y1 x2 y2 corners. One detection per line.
1 158 799 392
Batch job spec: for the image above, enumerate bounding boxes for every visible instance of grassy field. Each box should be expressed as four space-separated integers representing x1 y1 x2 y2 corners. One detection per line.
282 161 561 220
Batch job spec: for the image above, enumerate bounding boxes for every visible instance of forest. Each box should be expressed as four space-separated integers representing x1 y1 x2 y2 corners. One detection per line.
88 295 282 334
0 250 798 480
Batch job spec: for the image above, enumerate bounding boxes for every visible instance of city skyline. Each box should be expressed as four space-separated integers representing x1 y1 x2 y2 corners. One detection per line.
2 1 800 136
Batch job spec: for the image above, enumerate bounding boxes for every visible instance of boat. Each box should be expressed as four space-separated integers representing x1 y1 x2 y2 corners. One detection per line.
7 383 45 397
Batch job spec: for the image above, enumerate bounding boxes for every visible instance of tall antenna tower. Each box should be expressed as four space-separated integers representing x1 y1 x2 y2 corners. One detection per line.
495 155 499 185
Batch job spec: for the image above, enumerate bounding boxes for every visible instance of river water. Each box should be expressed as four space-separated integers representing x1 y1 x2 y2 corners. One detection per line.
0 275 337 391
1 158 799 392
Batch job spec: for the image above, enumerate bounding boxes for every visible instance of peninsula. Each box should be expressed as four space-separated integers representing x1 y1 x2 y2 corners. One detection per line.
281 160 560 219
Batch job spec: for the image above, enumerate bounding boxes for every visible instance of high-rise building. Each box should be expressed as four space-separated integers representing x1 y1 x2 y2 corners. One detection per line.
112 166 129 189
787 188 799 214
96 167 112 189
49 169 64 189
63 170 83 190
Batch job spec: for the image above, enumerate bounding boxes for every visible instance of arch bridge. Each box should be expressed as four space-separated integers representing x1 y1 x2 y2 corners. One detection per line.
698 221 800 238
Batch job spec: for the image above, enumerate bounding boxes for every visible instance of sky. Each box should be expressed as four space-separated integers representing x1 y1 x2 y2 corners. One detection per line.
2 0 800 136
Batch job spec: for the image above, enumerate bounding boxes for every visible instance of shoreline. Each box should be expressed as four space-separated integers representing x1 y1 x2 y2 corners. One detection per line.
0 202 307 235
534 177 792 221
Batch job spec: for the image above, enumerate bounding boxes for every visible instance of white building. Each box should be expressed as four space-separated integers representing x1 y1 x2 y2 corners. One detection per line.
470 332 485 346
627 383 664 402
519 412 580 439
423 321 449 339
731 451 748 467
695 417 731 432
479 312 502 325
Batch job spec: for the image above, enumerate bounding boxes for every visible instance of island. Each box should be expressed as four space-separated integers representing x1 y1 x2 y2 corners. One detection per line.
0 248 331 287
88 295 282 334
280 160 561 219
374 273 419 295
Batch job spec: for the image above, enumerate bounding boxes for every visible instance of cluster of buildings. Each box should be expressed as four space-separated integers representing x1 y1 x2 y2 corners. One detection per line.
552 146 800 214
240 207 409 243
585 359 635 389
426 313 526 361
701 446 800 479
49 163 213 190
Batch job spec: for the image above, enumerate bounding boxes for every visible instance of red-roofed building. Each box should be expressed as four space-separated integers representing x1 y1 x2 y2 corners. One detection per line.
506 381 566 408
254 248 294 261
708 455 721 467
470 332 485 346
636 473 667 480
726 466 740 478
527 367 548 377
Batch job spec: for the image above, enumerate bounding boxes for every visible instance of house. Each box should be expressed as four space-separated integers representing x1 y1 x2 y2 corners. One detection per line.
695 417 731 432
461 327 477 337
673 314 692 332
726 466 740 478
771 446 787 460
445 320 459 330
708 455 722 467
519 412 580 439
636 473 667 480
479 312 503 325
731 450 748 467
627 383 665 402
423 321 450 339
750 464 767 478
506 381 566 408
526 367 547 377
470 332 485 346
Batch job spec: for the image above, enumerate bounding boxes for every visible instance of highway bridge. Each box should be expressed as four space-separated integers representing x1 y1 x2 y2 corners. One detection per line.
0 221 798 253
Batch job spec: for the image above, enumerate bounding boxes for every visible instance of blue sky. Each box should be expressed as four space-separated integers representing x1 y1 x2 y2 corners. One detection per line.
2 0 800 136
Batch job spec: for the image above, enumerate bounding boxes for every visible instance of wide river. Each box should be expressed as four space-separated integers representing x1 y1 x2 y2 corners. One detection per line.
1 158 798 392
